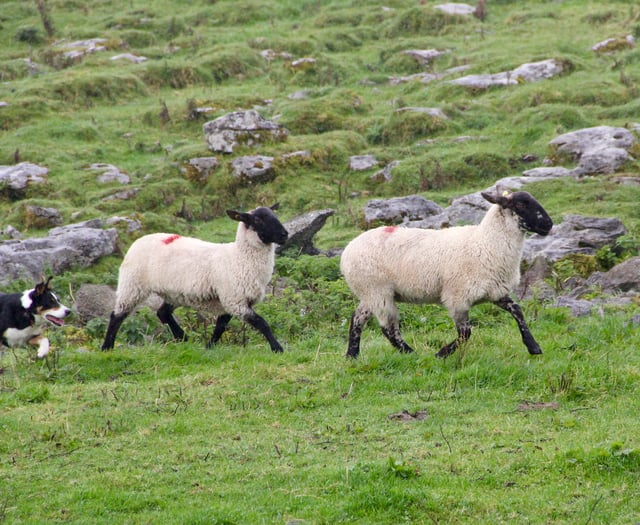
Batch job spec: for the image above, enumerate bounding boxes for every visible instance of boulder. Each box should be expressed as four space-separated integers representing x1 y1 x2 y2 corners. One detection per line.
586 256 640 293
73 283 163 322
203 110 288 153
402 49 449 65
0 162 48 193
548 126 636 175
24 206 64 229
88 163 130 184
349 155 379 171
184 157 219 183
592 35 634 53
434 3 476 15
363 195 444 227
0 220 118 286
448 59 565 89
230 155 275 183
523 215 627 263
277 209 335 255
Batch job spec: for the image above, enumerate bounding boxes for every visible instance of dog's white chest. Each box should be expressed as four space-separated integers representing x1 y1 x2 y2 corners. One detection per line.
3 326 40 347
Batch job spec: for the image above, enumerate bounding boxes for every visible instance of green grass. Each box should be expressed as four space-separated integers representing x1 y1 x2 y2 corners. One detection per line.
1 0 640 522
2 309 640 524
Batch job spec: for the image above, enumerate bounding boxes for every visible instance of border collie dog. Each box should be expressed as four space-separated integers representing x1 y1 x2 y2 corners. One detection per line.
0 278 70 358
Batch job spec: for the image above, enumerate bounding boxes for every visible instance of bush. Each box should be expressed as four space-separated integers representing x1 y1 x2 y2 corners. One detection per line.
15 26 43 44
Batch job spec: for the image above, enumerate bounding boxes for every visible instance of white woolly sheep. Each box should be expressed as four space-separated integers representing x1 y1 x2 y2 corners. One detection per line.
340 190 553 358
101 204 288 352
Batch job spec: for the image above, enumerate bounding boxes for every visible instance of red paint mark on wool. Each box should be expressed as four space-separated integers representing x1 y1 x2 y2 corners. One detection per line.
162 234 181 245
383 226 398 234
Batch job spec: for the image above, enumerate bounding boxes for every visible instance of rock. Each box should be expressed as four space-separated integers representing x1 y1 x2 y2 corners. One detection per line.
110 53 147 63
388 65 470 85
0 220 118 286
396 106 448 120
230 155 275 183
73 283 163 322
277 209 335 255
105 216 143 233
24 206 64 229
523 215 627 263
592 35 634 53
102 188 140 201
0 162 48 192
1 225 21 240
184 157 219 183
548 126 636 175
260 49 293 61
290 57 316 69
73 284 116 322
363 195 444 227
203 110 288 153
402 49 449 65
349 155 379 171
55 38 108 60
521 166 575 178
88 163 131 184
371 160 400 182
511 59 565 82
555 296 600 317
448 59 565 89
586 256 640 293
434 3 476 15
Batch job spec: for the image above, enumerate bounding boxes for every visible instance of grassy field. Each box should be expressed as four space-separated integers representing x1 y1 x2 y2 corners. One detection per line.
1 0 640 523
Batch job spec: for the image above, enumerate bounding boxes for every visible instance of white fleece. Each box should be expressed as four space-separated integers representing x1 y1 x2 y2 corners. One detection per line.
113 221 276 318
340 203 526 323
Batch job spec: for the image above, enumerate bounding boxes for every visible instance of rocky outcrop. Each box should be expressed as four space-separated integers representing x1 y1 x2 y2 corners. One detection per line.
363 195 445 227
203 110 288 153
0 162 48 194
448 59 566 89
548 126 636 175
230 155 275 183
0 220 118 286
277 209 335 255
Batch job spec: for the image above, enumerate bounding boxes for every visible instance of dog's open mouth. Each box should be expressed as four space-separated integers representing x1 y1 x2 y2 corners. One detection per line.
45 315 65 326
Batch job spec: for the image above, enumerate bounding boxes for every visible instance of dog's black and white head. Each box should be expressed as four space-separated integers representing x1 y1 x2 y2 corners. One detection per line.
1 277 71 358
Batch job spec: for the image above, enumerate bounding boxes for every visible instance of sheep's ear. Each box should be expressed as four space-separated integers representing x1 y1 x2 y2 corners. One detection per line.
226 209 252 225
481 191 511 207
270 203 280 211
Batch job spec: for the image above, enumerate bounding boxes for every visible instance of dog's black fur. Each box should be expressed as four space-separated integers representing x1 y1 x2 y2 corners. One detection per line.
0 278 70 358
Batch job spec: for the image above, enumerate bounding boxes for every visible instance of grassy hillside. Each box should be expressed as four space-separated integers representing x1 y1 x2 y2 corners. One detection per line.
1 1 640 523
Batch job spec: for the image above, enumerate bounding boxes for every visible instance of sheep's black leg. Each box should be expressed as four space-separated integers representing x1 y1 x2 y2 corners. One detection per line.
436 315 471 358
495 296 542 355
101 311 129 350
157 302 187 342
208 314 232 348
347 303 372 358
381 323 414 354
243 310 283 353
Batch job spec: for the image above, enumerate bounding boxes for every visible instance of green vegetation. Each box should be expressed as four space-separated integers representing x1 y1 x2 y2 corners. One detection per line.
1 0 639 523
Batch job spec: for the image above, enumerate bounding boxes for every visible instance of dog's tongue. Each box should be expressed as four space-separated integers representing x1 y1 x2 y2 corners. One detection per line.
46 315 65 326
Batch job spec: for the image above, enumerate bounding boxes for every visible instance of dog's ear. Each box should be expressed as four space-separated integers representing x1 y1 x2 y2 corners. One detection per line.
34 280 47 296
45 276 53 289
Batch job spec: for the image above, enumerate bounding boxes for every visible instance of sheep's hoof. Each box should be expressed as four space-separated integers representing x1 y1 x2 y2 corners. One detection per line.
271 343 284 353
527 345 543 355
435 346 454 359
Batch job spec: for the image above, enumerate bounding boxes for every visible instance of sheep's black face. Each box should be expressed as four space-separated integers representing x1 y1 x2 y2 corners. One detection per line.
508 192 553 236
249 207 289 245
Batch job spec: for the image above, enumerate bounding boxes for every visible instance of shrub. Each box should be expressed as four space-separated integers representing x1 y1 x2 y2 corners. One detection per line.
15 26 43 44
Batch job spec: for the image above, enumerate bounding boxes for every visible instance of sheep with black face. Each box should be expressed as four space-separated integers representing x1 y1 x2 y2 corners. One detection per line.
340 190 553 358
102 205 288 352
